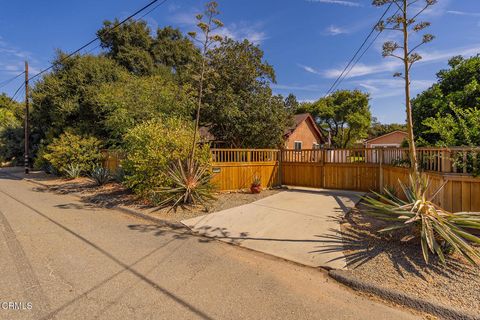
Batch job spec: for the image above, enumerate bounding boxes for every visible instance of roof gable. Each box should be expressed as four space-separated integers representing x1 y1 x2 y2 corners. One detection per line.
285 113 324 142
365 130 408 144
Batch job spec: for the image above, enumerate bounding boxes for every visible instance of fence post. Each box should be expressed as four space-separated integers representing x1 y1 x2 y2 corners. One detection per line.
441 149 452 173
277 149 282 187
379 149 384 192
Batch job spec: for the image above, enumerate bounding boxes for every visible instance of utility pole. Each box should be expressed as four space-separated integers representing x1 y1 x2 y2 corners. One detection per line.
24 61 29 174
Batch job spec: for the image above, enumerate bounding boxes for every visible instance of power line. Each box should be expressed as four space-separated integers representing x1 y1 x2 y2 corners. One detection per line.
324 2 394 97
329 7 402 94
10 83 25 102
0 71 25 90
5 0 171 102
28 0 169 82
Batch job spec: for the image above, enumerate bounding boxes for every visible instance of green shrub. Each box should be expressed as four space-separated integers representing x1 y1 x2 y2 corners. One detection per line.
122 118 210 199
42 132 103 176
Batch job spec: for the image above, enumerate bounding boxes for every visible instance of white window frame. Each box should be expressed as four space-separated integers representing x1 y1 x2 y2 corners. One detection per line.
294 141 302 150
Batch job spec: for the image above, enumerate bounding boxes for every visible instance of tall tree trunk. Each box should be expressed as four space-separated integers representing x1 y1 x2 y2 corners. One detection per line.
402 0 419 176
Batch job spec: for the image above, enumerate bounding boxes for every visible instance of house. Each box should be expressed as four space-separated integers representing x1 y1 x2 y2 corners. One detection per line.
284 113 324 150
364 130 408 148
199 126 227 148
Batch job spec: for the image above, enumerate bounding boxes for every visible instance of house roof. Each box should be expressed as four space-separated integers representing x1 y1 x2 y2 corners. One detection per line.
285 113 324 142
365 130 408 144
199 126 216 141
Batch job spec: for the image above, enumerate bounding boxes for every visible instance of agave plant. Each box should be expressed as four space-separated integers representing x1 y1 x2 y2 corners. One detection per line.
64 163 82 179
154 160 216 209
363 174 480 265
89 167 110 186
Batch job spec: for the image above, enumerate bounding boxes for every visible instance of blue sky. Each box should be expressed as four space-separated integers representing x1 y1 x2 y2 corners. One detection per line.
1 0 480 123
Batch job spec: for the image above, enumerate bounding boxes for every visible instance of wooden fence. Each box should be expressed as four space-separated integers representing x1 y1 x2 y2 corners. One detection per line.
100 147 480 212
210 149 279 191
210 148 480 212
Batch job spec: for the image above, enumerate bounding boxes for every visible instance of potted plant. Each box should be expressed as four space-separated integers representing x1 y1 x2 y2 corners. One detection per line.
250 176 261 194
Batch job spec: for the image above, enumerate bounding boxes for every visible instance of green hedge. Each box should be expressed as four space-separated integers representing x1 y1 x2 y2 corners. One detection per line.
122 118 210 197
40 132 103 176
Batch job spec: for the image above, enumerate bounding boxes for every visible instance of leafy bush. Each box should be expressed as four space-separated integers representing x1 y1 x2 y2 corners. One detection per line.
41 132 103 176
363 174 480 265
64 164 82 179
89 167 111 186
122 118 210 200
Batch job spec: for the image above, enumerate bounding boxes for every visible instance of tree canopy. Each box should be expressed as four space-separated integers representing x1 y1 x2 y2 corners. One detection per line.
296 90 372 148
368 118 406 139
201 38 291 148
97 20 199 77
412 55 480 146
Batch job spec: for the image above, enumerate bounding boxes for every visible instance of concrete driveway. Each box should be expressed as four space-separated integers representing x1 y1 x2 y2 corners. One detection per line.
182 188 364 269
0 168 422 320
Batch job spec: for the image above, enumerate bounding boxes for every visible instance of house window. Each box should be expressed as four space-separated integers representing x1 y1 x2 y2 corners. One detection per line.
313 143 320 149
294 141 302 150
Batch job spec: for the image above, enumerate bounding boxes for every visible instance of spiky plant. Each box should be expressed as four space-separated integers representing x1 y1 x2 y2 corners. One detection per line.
64 163 82 179
89 167 110 186
363 174 480 265
154 160 216 209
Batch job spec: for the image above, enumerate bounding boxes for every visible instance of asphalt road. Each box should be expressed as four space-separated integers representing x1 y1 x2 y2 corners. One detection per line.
0 169 421 320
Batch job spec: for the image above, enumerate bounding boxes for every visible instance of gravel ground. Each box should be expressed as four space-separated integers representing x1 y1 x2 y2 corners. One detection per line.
337 203 480 314
25 171 280 222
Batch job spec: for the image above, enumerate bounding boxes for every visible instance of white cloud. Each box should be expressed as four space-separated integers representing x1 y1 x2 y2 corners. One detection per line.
355 78 433 99
326 25 349 35
216 23 268 44
446 10 480 17
306 0 362 7
169 11 267 44
298 64 323 75
324 44 480 79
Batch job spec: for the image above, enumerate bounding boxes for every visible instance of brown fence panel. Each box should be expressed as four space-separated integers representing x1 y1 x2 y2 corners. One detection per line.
381 166 480 212
281 162 323 188
323 163 379 191
210 149 279 191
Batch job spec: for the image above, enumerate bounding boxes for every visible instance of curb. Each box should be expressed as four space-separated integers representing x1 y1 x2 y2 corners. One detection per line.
22 177 186 230
329 269 480 320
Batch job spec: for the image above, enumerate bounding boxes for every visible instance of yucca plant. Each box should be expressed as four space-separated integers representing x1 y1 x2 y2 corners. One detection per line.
64 163 82 179
363 174 480 265
89 167 110 186
154 160 216 209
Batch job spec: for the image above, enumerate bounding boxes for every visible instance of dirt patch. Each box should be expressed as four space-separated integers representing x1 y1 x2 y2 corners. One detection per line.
335 202 480 315
27 173 280 222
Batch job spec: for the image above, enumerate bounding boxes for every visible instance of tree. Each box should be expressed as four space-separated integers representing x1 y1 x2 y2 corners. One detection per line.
187 1 224 163
284 94 300 111
422 104 480 147
98 19 154 75
98 20 199 77
31 53 129 145
297 90 371 148
0 93 22 127
93 73 195 145
0 93 23 162
368 117 407 138
152 26 200 76
412 55 480 145
373 0 437 175
199 38 291 148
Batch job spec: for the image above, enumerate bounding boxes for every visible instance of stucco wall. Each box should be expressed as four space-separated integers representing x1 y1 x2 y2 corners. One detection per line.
366 131 408 148
285 120 321 149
